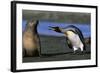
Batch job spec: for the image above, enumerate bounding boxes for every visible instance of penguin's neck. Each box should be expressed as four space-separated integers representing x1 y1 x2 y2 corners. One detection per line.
59 28 66 33
66 31 75 37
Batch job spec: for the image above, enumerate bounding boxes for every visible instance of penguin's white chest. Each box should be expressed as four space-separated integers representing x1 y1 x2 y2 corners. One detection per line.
66 31 82 47
69 35 81 46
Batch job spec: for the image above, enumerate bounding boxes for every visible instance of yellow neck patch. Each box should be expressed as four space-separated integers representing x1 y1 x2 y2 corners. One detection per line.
66 31 75 36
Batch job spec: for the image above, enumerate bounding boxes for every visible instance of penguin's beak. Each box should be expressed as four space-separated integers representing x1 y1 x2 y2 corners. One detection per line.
48 26 61 33
48 26 56 30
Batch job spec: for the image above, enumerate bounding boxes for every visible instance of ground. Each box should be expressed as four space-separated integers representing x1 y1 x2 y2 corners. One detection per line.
23 35 91 63
23 53 90 63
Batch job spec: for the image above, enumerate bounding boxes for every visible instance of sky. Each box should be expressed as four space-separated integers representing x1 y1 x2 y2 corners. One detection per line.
22 20 91 38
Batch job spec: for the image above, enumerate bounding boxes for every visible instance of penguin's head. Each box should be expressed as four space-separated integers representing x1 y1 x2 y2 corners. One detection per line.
49 26 62 33
49 26 77 36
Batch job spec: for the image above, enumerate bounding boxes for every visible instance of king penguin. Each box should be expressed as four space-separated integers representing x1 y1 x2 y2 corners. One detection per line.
49 25 86 53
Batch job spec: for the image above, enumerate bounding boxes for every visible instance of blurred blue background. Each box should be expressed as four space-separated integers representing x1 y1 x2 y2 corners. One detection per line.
22 20 91 38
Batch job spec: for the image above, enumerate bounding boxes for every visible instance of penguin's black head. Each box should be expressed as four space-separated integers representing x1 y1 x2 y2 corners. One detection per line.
49 26 61 33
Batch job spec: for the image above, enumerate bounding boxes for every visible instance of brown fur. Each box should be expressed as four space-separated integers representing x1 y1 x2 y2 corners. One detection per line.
23 20 40 57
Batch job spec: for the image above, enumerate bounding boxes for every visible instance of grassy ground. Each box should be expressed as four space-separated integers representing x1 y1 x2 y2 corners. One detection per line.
23 35 91 63
23 10 90 24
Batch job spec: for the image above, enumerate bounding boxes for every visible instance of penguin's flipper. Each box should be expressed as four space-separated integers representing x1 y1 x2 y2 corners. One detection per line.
66 38 73 49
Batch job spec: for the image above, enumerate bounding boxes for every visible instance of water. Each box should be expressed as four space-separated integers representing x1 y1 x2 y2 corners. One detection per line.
22 20 91 38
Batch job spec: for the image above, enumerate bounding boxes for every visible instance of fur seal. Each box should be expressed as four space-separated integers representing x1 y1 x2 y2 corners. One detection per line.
23 20 40 57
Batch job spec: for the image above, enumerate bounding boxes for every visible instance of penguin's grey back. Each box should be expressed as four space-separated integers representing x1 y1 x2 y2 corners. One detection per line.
64 25 85 43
